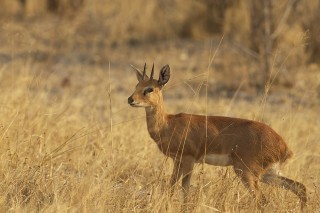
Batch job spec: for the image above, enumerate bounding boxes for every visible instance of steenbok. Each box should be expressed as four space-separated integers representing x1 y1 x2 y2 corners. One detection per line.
128 63 306 209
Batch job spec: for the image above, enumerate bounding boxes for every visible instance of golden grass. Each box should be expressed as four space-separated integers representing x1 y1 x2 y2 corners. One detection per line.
0 58 319 212
0 2 320 211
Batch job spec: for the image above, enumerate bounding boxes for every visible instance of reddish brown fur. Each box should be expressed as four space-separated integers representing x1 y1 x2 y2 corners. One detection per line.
159 114 292 167
128 64 306 209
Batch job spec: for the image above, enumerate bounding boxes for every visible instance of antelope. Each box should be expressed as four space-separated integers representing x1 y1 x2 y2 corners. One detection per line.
127 63 307 209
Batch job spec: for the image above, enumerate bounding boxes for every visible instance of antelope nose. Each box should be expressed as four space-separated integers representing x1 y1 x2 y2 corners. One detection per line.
128 96 134 104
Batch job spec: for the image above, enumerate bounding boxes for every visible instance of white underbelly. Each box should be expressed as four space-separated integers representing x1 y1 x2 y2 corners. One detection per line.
198 154 233 166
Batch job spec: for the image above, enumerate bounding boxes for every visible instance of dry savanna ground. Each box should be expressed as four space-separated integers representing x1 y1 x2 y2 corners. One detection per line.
1 1 320 212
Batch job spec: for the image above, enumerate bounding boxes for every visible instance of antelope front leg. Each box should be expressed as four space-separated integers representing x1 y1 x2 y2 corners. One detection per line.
170 160 183 196
180 155 195 202
170 156 195 203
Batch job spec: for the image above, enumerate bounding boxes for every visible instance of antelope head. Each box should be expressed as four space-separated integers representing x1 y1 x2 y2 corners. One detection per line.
128 63 170 107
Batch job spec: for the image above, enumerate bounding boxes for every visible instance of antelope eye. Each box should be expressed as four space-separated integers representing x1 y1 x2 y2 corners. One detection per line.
143 87 154 96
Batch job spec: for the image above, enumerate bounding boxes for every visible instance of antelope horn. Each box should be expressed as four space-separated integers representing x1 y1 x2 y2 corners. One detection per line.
142 63 146 80
150 63 154 80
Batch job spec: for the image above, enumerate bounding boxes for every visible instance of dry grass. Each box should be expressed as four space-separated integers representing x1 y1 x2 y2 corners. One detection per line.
0 62 319 212
0 1 320 212
1 52 320 212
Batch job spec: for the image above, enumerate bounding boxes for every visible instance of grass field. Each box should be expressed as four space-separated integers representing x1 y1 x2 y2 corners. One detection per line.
1 3 320 212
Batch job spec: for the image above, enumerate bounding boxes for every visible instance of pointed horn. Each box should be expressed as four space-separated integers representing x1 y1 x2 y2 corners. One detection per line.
150 63 154 80
142 63 146 80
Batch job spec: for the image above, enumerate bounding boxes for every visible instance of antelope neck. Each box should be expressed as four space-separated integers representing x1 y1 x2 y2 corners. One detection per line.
145 100 168 134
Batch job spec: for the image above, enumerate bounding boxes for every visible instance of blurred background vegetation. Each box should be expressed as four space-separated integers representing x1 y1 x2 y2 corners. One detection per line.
0 0 319 92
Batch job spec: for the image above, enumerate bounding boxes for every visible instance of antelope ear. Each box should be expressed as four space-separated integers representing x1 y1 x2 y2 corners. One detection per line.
158 64 170 87
131 65 148 82
135 69 144 82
